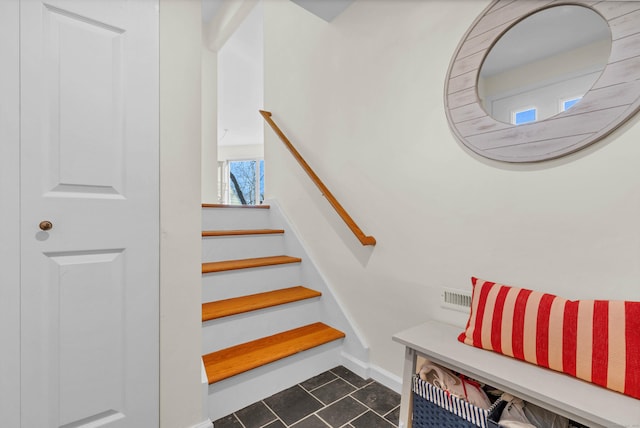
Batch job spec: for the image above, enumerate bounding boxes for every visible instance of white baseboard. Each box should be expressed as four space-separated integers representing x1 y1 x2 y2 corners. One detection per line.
200 359 212 427
341 352 402 393
369 363 402 393
190 419 213 428
340 351 370 380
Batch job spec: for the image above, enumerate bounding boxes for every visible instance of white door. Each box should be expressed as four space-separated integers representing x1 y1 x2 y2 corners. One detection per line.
20 1 159 427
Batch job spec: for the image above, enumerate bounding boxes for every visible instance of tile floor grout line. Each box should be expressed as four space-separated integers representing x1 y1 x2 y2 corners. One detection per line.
382 404 401 419
296 412 330 428
312 386 362 425
316 379 385 427
260 398 290 428
264 400 282 428
308 386 330 409
232 412 248 428
313 402 368 428
341 407 371 428
308 370 344 392
346 391 397 424
307 377 340 394
328 369 368 388
330 372 374 391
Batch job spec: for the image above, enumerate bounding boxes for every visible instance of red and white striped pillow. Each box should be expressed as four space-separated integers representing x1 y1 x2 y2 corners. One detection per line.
458 277 640 399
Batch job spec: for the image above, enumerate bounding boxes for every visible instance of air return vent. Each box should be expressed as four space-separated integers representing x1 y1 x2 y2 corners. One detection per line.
441 288 472 313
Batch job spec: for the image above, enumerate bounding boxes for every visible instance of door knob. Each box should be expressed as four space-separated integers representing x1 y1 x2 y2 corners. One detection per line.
39 220 53 231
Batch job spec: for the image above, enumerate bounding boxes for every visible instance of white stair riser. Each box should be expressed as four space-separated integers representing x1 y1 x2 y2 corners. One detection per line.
207 341 344 421
202 234 286 262
267 203 370 363
202 264 303 302
201 201 370 422
201 299 322 355
202 208 273 230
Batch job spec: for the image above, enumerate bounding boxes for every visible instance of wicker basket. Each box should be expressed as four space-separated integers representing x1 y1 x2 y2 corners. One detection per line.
412 375 502 428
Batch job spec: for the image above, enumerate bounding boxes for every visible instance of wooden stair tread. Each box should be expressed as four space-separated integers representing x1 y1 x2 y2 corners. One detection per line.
202 322 345 384
202 286 321 322
202 203 270 209
202 256 301 274
202 229 284 237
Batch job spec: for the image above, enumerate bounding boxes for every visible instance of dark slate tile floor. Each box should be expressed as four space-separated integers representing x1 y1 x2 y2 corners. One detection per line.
213 366 400 428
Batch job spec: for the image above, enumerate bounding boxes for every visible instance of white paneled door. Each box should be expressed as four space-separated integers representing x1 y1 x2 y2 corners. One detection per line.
19 0 159 427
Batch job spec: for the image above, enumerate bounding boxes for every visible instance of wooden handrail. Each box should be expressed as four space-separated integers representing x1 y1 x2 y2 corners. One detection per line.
260 110 376 246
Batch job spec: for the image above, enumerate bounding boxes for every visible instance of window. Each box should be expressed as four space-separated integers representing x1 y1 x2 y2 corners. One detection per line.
227 159 264 205
512 107 537 125
561 96 582 112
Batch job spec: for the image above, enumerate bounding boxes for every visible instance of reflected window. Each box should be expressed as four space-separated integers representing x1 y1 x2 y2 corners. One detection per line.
513 108 537 125
562 97 582 111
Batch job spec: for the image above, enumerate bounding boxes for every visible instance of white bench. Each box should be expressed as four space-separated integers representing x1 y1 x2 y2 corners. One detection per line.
393 320 640 428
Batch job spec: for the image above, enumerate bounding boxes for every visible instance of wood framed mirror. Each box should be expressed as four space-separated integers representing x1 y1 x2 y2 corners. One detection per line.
444 0 640 163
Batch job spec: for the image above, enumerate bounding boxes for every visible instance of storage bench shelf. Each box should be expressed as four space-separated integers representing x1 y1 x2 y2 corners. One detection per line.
393 320 640 428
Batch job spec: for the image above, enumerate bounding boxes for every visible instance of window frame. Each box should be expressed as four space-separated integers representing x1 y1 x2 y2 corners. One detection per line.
224 158 264 205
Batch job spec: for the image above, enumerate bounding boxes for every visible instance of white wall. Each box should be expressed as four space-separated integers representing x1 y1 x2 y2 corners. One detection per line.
218 143 264 161
218 2 264 147
202 47 218 203
160 0 204 426
0 1 20 426
263 0 640 379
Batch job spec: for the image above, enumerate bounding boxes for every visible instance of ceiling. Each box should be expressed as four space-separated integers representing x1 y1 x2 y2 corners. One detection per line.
203 0 354 147
290 0 353 22
481 5 611 77
202 0 353 25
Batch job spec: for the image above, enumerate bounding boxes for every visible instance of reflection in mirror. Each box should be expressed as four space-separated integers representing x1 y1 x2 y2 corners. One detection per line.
478 6 611 125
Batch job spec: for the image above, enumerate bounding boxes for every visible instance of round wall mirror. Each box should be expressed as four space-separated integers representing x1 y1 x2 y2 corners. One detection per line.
444 1 640 163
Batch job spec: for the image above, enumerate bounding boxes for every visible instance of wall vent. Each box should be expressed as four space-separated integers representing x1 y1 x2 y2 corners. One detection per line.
441 288 472 313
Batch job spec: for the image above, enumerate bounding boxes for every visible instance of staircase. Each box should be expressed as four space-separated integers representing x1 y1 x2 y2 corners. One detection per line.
201 202 368 420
